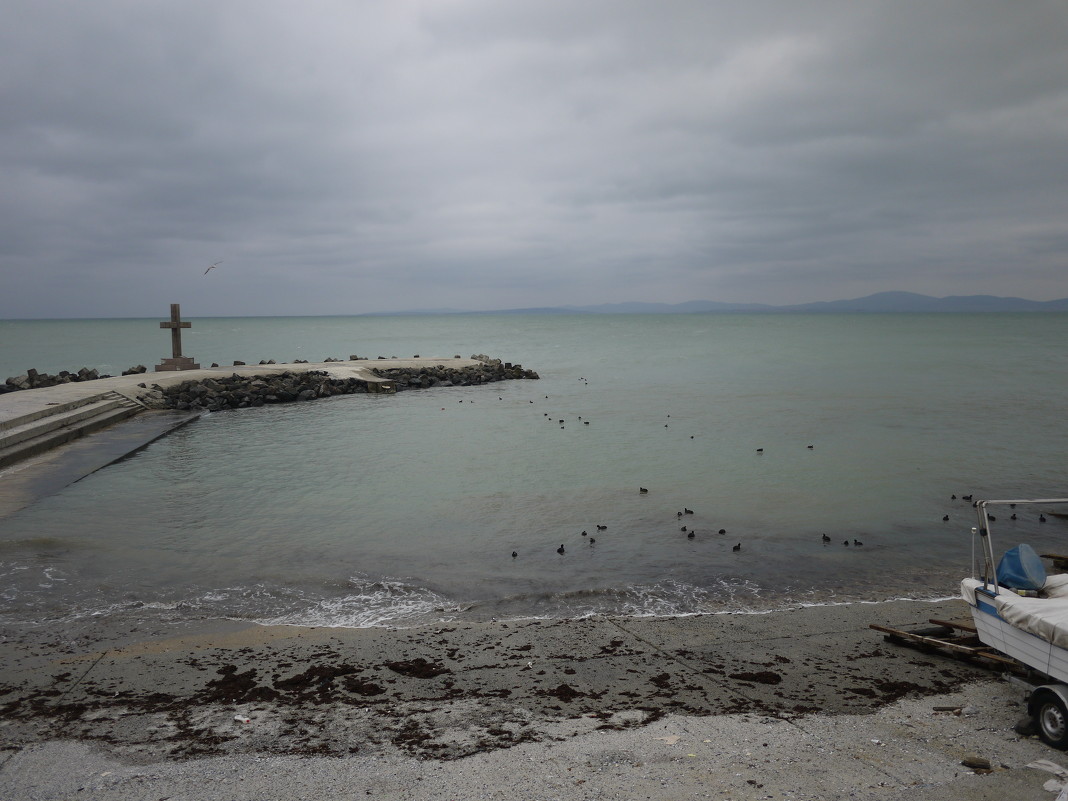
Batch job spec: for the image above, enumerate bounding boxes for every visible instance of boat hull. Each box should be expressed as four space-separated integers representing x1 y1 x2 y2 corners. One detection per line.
968 587 1068 684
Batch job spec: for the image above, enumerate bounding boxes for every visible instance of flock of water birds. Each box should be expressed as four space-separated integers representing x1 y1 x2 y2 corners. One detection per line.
496 385 869 561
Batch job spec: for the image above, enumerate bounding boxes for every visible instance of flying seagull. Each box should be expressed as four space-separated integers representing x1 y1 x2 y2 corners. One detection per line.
204 260 223 275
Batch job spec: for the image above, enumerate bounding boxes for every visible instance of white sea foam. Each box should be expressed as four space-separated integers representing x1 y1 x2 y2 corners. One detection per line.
254 576 465 628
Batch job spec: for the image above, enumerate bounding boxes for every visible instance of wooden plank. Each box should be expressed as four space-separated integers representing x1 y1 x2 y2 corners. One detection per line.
869 624 1022 668
929 617 978 634
870 624 983 655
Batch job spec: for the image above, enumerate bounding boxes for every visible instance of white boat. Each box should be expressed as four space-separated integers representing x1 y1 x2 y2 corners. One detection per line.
961 498 1068 747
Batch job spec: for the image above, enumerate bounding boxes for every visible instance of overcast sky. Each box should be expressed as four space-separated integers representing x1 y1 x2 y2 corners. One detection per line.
3 1 1067 318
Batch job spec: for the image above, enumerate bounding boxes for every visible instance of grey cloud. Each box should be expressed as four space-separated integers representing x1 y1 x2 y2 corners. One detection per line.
2 0 1067 317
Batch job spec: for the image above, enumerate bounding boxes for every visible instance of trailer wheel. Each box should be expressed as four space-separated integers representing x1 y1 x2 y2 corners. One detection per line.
1034 689 1068 749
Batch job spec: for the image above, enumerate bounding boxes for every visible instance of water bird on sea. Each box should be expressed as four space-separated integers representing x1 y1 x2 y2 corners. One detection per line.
718 529 726 535
589 537 596 544
951 494 957 499
756 448 764 453
680 526 687 532
1011 514 1017 520
677 511 683 518
687 531 695 539
853 539 863 546
581 530 588 536
962 494 973 501
1041 515 1048 522
512 551 517 558
943 515 950 521
584 421 590 425
843 540 849 546
987 514 996 521
639 487 648 493
596 524 607 531
684 508 694 515
733 543 741 551
822 533 831 542
557 544 565 554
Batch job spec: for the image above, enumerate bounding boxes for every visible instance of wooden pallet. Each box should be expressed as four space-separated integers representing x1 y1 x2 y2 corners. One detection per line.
870 618 1026 672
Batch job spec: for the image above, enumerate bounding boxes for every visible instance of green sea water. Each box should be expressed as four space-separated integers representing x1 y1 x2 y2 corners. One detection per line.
1 313 1067 628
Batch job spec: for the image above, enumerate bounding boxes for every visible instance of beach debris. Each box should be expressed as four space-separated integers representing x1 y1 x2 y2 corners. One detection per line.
1026 759 1068 794
1015 714 1038 736
654 735 681 745
961 753 992 771
234 715 252 724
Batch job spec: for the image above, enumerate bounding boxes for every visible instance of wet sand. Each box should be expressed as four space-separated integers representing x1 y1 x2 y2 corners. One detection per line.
0 598 1063 799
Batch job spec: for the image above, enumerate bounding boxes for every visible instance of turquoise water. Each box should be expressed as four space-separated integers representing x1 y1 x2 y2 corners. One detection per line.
2 313 1067 628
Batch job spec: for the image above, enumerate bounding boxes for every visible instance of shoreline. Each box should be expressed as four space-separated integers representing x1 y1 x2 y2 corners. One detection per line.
1 597 1061 799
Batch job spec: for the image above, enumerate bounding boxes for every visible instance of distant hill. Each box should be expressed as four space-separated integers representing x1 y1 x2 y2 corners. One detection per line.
774 291 1068 313
374 292 1068 315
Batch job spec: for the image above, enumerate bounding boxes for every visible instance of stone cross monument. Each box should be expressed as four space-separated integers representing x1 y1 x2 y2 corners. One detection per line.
155 304 201 371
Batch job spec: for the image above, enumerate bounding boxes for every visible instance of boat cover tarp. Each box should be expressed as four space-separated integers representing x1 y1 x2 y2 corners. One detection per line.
962 574 1068 650
997 544 1047 591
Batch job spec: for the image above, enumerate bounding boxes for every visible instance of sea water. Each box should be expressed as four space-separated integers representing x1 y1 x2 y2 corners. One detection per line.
1 313 1067 630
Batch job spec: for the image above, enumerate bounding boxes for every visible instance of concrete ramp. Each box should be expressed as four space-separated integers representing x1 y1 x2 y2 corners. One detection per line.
0 391 146 470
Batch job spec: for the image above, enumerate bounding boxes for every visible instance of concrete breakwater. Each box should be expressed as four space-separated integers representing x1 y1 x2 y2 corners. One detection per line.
143 357 539 412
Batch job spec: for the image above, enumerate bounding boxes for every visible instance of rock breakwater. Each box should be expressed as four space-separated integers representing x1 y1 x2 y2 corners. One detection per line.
142 357 538 412
2 366 150 393
371 356 538 390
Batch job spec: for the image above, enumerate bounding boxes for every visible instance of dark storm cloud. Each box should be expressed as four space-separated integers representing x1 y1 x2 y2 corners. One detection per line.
2 0 1066 317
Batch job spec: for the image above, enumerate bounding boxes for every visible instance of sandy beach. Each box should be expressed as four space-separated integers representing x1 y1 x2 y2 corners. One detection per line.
1 598 1064 800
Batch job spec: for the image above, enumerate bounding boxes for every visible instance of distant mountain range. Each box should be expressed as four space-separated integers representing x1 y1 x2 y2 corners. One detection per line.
371 292 1068 316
